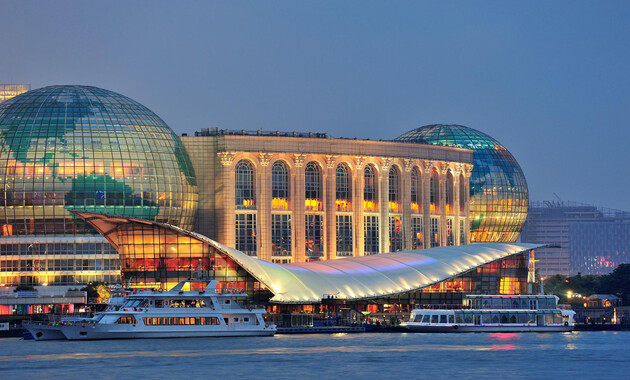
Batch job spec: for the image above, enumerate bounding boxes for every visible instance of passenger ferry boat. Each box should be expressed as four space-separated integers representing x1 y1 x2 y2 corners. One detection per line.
24 280 276 340
401 295 575 333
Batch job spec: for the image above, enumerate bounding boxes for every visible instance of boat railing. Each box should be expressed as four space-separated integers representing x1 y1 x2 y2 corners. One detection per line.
414 304 469 310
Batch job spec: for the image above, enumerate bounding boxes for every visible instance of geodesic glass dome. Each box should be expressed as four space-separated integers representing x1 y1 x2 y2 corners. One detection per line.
0 85 198 236
395 124 528 242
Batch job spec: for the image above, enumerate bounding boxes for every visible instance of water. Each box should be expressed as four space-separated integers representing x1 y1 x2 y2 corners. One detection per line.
1 331 627 379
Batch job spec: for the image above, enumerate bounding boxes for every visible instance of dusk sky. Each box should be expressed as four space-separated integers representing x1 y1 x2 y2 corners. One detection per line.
2 1 629 211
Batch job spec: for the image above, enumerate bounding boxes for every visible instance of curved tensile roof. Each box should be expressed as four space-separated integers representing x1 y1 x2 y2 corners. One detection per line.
72 211 545 304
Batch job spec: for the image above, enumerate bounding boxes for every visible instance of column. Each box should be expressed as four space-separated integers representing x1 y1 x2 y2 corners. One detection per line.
293 154 306 262
258 153 273 261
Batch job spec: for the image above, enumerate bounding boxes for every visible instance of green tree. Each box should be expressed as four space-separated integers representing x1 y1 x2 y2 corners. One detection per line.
599 264 630 304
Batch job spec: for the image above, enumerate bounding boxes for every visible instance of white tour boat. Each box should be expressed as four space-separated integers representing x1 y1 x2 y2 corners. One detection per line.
25 280 276 340
401 295 575 333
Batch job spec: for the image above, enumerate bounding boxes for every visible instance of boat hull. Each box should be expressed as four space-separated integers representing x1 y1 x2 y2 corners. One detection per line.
59 325 276 340
402 323 574 333
23 322 66 341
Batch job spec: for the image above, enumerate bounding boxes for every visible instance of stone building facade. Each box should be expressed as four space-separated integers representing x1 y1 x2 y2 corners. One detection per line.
181 129 473 263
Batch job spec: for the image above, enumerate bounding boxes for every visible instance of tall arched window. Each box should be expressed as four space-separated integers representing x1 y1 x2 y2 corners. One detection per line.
335 163 351 211
388 166 401 213
446 171 454 215
363 164 378 212
305 161 322 211
235 160 255 209
430 167 440 214
271 161 289 210
410 167 422 213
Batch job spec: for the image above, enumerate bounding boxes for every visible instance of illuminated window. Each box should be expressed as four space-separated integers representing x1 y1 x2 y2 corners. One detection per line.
235 213 257 256
389 216 402 252
305 214 324 257
364 215 379 255
410 167 422 213
235 160 255 209
460 220 466 245
388 166 401 213
271 161 289 210
412 216 423 250
431 217 440 247
446 171 454 215
363 164 378 212
271 214 291 257
446 218 454 246
335 163 352 211
305 162 322 211
336 215 353 256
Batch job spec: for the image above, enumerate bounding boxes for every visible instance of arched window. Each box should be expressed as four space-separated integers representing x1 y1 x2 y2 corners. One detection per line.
305 161 322 211
335 163 351 211
363 164 378 212
271 161 289 210
446 171 454 215
430 168 440 214
235 160 255 209
388 166 401 213
410 167 422 213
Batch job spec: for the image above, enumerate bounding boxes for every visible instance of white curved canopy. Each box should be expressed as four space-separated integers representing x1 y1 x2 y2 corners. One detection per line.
215 242 544 303
72 211 544 304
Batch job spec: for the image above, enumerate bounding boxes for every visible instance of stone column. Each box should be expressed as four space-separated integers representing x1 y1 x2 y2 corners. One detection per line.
258 153 273 261
402 159 414 250
325 155 337 260
439 162 448 246
463 164 473 245
293 154 306 262
422 161 432 247
355 157 366 256
217 152 237 248
380 158 392 253
454 164 462 246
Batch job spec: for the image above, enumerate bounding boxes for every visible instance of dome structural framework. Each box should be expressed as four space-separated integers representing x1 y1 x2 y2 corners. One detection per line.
0 85 198 236
396 124 528 242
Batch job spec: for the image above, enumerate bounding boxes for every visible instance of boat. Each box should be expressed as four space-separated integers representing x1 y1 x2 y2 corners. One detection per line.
401 295 575 333
24 280 276 340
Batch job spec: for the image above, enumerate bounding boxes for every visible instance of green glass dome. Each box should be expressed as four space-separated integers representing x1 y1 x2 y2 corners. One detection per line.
0 85 198 236
396 124 528 242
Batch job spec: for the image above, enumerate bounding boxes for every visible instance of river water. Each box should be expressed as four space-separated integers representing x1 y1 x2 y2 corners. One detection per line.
0 331 627 379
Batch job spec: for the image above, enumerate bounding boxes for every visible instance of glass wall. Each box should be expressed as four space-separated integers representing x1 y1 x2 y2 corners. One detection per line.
364 215 379 255
395 124 528 243
336 215 353 256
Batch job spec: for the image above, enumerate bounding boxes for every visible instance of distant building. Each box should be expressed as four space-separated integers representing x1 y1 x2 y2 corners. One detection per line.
521 201 630 277
0 84 30 103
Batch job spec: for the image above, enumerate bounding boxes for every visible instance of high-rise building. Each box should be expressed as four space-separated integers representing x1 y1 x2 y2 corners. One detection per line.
520 201 630 276
0 84 30 103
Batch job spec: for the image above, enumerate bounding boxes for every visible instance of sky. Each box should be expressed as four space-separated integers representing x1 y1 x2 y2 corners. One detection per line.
1 1 629 211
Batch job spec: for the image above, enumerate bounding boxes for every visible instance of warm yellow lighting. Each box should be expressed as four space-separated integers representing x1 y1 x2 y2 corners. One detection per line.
389 201 401 213
363 200 377 212
335 199 351 211
410 202 420 213
242 199 254 207
305 198 322 211
272 198 289 210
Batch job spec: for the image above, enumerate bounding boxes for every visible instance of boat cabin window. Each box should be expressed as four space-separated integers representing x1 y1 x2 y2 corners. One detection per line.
431 315 438 324
455 315 464 324
439 315 447 324
155 299 164 308
115 316 137 324
413 314 423 323
122 299 147 308
448 315 454 324
143 317 220 326
224 300 231 304
168 299 207 308
244 318 249 322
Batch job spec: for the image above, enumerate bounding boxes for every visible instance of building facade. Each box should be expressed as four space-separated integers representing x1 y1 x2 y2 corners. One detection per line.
520 201 630 276
181 129 474 263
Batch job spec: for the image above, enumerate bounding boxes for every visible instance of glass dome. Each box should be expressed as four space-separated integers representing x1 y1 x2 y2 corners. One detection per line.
0 85 198 236
395 124 528 242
